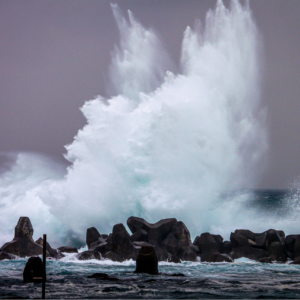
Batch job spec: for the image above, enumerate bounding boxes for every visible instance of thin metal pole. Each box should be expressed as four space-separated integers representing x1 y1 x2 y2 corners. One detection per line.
42 234 46 299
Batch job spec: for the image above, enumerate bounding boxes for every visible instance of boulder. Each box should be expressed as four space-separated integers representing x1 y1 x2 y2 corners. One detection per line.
268 241 287 262
162 233 178 255
102 234 109 240
230 232 249 248
230 245 269 261
167 255 181 263
0 217 43 257
264 229 283 250
23 256 44 283
35 237 64 259
127 216 177 246
86 227 106 250
112 223 136 260
294 235 300 258
221 241 232 254
291 257 300 264
76 250 100 260
172 221 191 247
94 242 113 257
89 237 106 250
103 251 123 262
254 233 266 248
135 246 158 275
130 229 148 242
259 257 272 263
57 246 78 253
201 253 233 263
197 233 221 253
0 251 16 260
235 229 259 241
285 235 298 253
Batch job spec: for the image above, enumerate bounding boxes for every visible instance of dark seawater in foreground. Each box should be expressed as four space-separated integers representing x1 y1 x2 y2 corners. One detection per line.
1 189 300 299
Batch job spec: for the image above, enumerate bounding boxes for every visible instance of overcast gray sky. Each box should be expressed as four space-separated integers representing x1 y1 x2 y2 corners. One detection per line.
0 0 300 189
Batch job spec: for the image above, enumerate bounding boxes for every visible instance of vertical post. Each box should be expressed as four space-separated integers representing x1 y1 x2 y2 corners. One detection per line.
42 234 46 299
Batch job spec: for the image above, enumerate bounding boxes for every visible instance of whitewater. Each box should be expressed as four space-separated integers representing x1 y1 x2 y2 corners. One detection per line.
1 0 298 249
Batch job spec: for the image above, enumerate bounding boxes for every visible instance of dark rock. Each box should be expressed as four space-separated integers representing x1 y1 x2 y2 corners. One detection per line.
76 250 100 260
1 217 43 257
148 219 178 246
94 242 113 257
0 250 17 260
135 246 158 275
172 221 191 247
57 246 78 253
268 242 287 262
221 241 232 254
230 245 269 261
103 251 123 262
162 233 178 255
90 237 106 250
133 241 154 247
291 257 300 264
198 232 221 253
264 229 282 250
35 237 64 259
285 235 298 253
211 234 223 245
86 227 103 249
230 232 249 248
23 257 44 283
254 233 266 248
235 229 259 241
87 273 119 281
102 234 109 240
259 257 272 263
130 229 148 242
127 216 177 246
201 253 232 263
167 255 181 263
294 236 300 258
193 236 200 246
112 223 136 260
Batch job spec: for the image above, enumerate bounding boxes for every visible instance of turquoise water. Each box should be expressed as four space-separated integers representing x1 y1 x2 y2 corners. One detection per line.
2 255 300 299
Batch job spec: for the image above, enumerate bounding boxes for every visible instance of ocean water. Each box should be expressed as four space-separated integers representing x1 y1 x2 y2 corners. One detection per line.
1 190 300 299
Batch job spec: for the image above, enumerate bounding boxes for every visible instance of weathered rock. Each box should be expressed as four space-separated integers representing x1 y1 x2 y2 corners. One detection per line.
133 241 154 248
23 257 44 283
0 250 16 260
103 251 123 262
172 221 191 247
162 233 178 255
230 245 269 261
197 233 221 253
57 246 78 253
35 237 64 259
94 242 113 257
135 246 158 275
259 257 272 263
291 257 300 264
285 235 298 253
254 233 266 248
201 253 233 263
221 241 232 254
230 232 249 248
130 229 148 242
90 237 106 250
86 227 106 250
193 236 200 246
167 255 181 263
76 250 100 260
268 241 287 262
112 223 136 260
264 229 283 250
1 217 43 257
127 217 177 246
294 235 300 258
235 229 259 241
102 234 109 240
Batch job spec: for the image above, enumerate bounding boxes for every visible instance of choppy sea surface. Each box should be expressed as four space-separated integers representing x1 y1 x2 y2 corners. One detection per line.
2 189 300 299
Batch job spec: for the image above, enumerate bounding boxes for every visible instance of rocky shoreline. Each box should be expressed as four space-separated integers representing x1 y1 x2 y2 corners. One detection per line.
1 216 300 264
